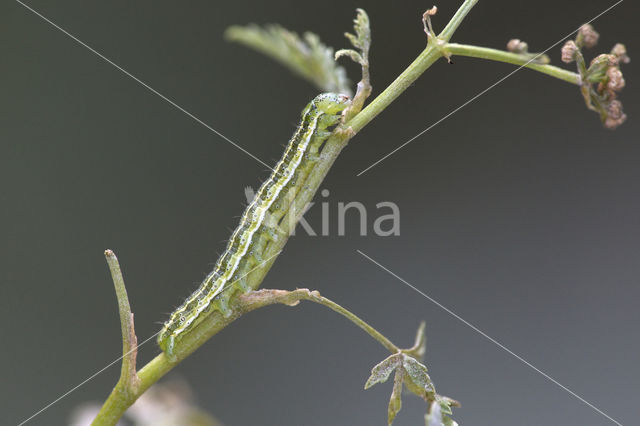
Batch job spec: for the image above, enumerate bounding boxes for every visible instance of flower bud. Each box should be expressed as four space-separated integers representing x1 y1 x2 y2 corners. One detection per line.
507 39 528 54
611 43 630 64
561 40 578 63
604 100 627 129
577 24 599 48
606 67 625 92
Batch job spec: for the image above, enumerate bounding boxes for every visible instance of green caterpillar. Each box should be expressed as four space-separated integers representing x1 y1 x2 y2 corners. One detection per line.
158 93 351 359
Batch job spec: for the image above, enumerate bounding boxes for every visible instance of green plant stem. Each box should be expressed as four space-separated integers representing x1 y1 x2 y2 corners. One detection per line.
241 289 400 353
347 46 442 133
440 0 479 41
345 0 484 133
93 1 484 423
104 250 140 393
92 289 399 425
444 43 581 84
93 127 385 424
310 292 399 353
96 250 140 426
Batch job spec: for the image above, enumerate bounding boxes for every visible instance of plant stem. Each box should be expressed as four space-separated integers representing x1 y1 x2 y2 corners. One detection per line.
93 1 482 423
240 289 400 353
92 126 363 425
347 46 442 133
104 251 140 390
345 0 484 134
96 250 140 426
92 288 399 425
444 43 581 84
308 292 399 353
440 0 480 42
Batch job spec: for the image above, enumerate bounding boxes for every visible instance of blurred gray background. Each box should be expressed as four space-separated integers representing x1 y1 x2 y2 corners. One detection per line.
1 0 638 425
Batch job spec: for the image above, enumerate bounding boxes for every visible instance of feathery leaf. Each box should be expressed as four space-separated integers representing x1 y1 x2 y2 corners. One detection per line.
225 24 351 96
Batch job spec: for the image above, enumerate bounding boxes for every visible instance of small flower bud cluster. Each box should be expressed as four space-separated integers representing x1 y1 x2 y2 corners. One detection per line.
507 39 529 54
592 45 629 129
561 24 629 129
561 40 578 64
605 100 626 130
576 24 599 49
507 38 550 64
611 43 630 64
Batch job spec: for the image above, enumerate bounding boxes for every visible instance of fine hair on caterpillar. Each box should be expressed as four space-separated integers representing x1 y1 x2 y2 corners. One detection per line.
158 93 351 360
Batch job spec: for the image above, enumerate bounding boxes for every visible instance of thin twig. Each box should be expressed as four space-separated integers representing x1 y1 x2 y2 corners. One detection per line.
444 43 580 84
239 289 400 353
440 0 480 42
104 250 139 392
403 321 427 360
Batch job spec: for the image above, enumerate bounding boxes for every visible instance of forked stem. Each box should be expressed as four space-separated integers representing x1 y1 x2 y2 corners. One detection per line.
93 0 589 423
93 2 481 423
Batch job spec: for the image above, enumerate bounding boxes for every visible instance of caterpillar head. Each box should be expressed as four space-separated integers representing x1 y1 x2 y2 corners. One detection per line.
302 93 351 117
157 326 175 359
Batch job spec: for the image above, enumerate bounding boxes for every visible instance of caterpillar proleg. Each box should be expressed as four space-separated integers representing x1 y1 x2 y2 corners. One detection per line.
158 93 351 359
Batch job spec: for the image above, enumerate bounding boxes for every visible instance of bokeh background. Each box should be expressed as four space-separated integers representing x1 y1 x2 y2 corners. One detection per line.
1 0 638 424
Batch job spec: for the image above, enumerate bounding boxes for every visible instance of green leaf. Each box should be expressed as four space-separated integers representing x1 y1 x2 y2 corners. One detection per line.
437 395 460 416
388 369 404 425
364 325 458 425
433 395 460 426
347 8 371 53
443 418 458 426
364 353 402 389
225 24 351 95
336 8 371 68
425 399 459 426
335 49 363 65
438 400 452 416
402 355 434 398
